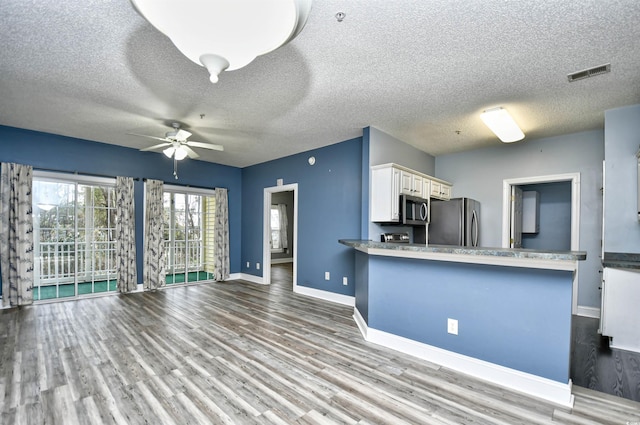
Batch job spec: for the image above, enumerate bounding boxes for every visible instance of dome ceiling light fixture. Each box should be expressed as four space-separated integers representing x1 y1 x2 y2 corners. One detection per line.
130 0 313 83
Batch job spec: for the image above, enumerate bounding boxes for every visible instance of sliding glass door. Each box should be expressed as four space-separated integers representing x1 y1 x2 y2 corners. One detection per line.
163 188 216 285
33 174 117 301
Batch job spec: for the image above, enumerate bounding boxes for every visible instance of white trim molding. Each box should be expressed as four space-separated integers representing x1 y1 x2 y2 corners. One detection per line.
271 257 293 264
229 273 265 285
354 308 575 408
295 285 355 307
576 305 601 319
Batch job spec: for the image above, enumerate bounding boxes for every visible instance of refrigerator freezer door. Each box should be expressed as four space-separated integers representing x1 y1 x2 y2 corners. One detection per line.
429 199 464 245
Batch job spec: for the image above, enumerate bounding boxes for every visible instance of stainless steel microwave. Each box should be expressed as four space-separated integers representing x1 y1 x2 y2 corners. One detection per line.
400 194 429 226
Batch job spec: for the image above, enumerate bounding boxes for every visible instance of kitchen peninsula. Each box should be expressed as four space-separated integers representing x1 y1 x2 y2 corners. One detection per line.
339 239 586 407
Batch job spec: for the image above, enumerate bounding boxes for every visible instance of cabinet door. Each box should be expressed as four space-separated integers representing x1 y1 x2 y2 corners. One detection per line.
440 184 451 200
371 166 401 222
430 181 441 198
422 179 431 199
412 175 424 197
400 171 413 195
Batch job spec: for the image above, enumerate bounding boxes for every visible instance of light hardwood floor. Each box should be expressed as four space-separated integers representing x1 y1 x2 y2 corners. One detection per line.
1 267 640 424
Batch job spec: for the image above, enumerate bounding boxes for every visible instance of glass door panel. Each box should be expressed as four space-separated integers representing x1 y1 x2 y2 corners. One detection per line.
163 191 215 285
33 180 76 300
33 178 117 301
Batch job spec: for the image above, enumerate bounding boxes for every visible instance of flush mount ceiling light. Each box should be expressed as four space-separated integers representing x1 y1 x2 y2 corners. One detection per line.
480 107 525 143
130 0 313 83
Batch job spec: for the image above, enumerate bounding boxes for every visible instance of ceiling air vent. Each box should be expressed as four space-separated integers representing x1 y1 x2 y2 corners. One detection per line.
567 63 611 82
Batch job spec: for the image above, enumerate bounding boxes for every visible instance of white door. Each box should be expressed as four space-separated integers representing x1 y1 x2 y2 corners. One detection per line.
510 186 523 248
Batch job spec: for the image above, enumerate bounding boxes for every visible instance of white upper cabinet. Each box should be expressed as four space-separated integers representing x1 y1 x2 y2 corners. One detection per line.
430 180 452 200
400 171 424 197
371 163 452 222
371 165 401 222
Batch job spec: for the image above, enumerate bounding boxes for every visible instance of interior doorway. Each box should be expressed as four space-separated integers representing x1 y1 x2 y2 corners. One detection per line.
502 173 580 313
262 184 298 289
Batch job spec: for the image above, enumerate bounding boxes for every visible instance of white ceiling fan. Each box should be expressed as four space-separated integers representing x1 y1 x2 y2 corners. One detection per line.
131 122 224 160
130 122 224 179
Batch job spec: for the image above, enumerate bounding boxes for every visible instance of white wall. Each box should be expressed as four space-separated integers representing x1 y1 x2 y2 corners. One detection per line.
604 104 640 253
435 130 604 309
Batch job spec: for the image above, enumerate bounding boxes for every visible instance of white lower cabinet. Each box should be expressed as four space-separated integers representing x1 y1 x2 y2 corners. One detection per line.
600 267 640 353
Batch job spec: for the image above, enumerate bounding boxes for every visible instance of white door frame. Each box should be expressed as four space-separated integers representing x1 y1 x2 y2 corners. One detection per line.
502 173 580 313
263 183 298 288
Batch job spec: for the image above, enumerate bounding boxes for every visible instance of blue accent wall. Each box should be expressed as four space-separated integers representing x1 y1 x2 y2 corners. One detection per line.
366 255 573 382
241 138 362 295
0 125 243 289
521 182 572 251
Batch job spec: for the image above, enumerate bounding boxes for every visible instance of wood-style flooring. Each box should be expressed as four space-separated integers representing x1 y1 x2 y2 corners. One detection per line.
571 314 640 402
1 263 640 424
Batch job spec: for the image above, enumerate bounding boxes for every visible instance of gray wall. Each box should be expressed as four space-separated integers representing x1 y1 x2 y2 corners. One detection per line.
367 126 436 241
604 104 640 253
435 130 604 309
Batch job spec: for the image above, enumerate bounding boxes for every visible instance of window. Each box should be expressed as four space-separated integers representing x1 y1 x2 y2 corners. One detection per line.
163 187 216 284
270 204 288 253
270 205 282 252
33 173 117 301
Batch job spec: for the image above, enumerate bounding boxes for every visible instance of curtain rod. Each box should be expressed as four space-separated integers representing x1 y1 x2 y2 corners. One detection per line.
147 178 228 192
33 168 227 191
34 167 121 180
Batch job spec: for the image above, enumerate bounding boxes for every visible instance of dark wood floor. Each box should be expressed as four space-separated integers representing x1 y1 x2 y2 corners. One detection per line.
571 314 640 402
1 264 640 424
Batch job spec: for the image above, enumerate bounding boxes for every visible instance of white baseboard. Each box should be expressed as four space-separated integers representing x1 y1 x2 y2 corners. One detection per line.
576 305 600 319
353 308 574 408
294 285 355 307
229 273 265 285
271 257 293 264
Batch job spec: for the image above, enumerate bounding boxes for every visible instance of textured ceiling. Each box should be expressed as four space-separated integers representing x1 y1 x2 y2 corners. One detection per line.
1 0 639 168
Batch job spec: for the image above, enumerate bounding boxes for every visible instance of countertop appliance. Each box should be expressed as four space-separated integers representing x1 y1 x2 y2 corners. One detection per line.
381 232 410 243
429 198 480 246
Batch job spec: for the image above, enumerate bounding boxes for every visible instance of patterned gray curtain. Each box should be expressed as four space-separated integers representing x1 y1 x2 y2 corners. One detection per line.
143 179 165 290
115 176 137 293
213 188 230 281
0 163 34 307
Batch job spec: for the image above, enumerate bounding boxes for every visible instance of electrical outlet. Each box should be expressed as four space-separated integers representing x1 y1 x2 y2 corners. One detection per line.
256 263 260 270
246 262 250 268
325 272 330 280
447 318 458 335
343 277 348 286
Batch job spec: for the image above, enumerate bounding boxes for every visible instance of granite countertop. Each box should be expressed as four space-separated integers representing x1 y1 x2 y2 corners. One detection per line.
603 252 640 270
339 239 587 262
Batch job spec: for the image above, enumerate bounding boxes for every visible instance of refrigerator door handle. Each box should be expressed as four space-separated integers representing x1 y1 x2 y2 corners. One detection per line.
472 210 479 247
458 204 464 245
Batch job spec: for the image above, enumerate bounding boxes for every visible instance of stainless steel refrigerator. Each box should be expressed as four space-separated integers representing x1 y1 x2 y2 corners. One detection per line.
429 198 480 246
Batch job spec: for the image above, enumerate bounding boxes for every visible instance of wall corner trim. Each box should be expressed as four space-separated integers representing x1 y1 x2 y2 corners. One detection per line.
229 273 265 285
354 311 575 408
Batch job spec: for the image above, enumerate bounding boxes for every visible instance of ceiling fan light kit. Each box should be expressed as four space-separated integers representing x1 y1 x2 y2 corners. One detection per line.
129 0 313 83
480 107 525 143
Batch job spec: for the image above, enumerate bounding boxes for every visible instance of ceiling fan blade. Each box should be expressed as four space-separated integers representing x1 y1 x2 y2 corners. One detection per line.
182 145 200 159
128 133 169 143
140 142 171 152
186 141 225 152
174 129 192 140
